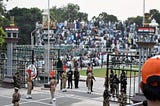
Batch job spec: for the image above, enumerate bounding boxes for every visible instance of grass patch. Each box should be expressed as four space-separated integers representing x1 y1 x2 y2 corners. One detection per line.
80 68 106 78
79 67 139 78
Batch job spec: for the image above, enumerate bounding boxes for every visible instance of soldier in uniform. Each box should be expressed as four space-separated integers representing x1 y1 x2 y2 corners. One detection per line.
120 70 127 93
86 63 92 75
61 69 67 92
86 72 92 94
118 90 127 106
56 58 63 85
67 66 73 89
12 87 21 106
103 87 111 106
49 76 57 104
112 74 119 97
13 72 21 89
109 69 114 94
26 69 33 99
74 67 80 88
86 63 95 92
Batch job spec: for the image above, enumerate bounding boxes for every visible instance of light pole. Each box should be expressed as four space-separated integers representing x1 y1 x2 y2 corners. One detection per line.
31 29 37 65
142 0 145 26
31 29 37 49
47 0 50 82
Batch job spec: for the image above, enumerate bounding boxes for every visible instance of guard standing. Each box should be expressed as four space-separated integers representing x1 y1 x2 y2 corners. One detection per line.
112 74 119 97
109 70 114 94
118 91 127 106
103 87 111 106
120 70 127 93
12 87 21 106
67 66 73 89
74 67 80 88
56 58 63 84
26 69 33 99
61 69 67 92
49 70 57 104
13 72 21 88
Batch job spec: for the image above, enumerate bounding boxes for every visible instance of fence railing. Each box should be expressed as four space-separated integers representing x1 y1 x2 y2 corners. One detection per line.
106 54 141 104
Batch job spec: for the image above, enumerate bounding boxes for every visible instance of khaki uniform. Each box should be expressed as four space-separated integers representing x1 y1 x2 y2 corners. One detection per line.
12 89 21 106
61 71 67 91
50 78 56 103
86 72 92 94
26 76 33 99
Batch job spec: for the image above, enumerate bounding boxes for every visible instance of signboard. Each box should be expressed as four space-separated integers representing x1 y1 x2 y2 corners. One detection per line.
27 64 38 79
137 27 155 34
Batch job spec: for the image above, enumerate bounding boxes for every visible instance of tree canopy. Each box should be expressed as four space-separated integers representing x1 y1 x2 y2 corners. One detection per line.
6 7 42 44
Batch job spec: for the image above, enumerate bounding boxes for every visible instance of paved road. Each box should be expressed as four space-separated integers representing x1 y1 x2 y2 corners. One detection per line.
0 76 119 106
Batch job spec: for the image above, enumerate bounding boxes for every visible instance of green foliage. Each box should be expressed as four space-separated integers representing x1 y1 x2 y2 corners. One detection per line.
80 68 106 78
0 27 6 46
6 7 42 45
50 3 88 22
127 9 160 27
127 16 143 27
80 68 139 78
150 9 160 26
97 12 118 23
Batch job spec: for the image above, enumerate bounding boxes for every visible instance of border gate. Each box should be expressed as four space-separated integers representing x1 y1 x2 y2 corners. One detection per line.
105 53 140 104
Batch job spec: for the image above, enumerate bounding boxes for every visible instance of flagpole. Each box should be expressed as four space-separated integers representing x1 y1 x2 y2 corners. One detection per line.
142 0 145 26
47 0 50 82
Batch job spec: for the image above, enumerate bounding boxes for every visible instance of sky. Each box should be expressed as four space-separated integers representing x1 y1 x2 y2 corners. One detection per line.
3 0 160 21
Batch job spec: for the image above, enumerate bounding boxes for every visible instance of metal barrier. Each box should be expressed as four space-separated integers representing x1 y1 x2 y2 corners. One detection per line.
105 53 141 104
126 102 143 106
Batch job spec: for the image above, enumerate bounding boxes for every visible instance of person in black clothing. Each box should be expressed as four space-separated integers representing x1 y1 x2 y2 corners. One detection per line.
56 58 63 89
109 69 114 94
103 87 111 106
13 72 21 89
91 74 96 92
67 66 73 89
112 74 119 97
120 70 127 93
79 56 83 69
74 67 80 88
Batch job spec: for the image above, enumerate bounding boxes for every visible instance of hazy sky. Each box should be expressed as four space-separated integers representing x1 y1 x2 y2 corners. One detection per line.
4 0 160 21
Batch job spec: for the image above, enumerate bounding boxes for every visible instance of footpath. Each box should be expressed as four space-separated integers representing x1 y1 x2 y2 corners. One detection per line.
0 75 119 106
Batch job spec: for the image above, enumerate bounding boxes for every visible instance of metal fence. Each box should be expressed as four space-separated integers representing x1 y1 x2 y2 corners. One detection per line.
105 53 141 104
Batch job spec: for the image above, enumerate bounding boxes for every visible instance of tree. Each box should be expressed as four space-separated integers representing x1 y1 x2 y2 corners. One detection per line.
107 14 118 22
50 6 66 22
64 3 80 22
149 9 160 26
6 7 42 45
0 1 6 15
50 3 88 23
98 12 118 23
77 12 88 22
127 16 143 27
0 26 6 47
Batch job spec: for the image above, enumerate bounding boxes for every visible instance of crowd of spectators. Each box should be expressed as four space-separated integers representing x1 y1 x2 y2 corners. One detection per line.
37 17 160 68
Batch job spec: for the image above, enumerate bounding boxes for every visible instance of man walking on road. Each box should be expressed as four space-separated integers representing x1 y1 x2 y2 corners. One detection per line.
26 69 33 99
